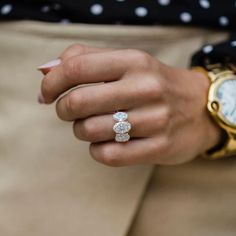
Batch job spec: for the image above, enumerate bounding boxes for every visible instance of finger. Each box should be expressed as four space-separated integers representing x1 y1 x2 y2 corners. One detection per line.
73 104 170 142
89 137 166 167
56 76 160 121
41 49 151 103
59 43 114 61
38 44 114 75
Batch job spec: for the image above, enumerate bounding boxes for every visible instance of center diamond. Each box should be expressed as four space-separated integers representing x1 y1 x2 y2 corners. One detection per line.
113 121 131 134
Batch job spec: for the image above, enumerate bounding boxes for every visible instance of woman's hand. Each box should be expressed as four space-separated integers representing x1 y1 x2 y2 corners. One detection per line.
38 44 222 166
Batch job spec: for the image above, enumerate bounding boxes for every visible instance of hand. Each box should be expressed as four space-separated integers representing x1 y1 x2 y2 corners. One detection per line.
38 44 222 166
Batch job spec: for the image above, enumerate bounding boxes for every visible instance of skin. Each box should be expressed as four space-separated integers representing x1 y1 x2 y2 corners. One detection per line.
38 44 222 167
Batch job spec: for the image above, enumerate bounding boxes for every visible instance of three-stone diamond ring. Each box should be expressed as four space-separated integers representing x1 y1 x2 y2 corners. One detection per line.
113 111 131 142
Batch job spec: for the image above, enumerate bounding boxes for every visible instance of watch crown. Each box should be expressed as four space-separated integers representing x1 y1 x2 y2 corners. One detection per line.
207 100 220 114
211 100 220 112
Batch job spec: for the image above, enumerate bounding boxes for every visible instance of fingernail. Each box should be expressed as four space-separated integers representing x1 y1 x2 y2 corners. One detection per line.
38 93 45 104
37 58 61 70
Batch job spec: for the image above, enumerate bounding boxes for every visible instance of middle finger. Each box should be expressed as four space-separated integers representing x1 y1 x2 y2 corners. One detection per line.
56 76 159 121
73 104 169 142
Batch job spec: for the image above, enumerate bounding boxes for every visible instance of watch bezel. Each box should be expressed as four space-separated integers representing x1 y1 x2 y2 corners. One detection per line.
208 72 236 134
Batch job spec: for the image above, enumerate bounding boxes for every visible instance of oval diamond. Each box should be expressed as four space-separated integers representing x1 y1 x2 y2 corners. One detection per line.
113 112 128 122
113 121 131 134
115 133 130 142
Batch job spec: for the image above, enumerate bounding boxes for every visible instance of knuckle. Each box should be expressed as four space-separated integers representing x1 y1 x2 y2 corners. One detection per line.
96 145 122 167
136 75 162 100
67 92 88 118
147 76 163 99
66 43 78 51
158 108 172 128
63 44 86 58
78 119 97 140
150 76 163 92
66 92 80 116
128 49 152 68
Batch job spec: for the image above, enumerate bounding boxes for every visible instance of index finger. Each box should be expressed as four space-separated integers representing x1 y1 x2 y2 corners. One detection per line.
38 44 114 75
41 49 150 103
60 44 114 61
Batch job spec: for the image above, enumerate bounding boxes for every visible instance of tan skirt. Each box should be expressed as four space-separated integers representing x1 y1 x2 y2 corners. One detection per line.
0 21 235 236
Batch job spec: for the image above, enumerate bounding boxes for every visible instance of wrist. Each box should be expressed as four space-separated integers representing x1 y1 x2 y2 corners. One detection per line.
191 69 226 155
192 64 236 159
203 114 227 154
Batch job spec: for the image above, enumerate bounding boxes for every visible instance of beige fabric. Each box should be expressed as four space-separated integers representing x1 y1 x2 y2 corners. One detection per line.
128 158 236 236
0 21 232 236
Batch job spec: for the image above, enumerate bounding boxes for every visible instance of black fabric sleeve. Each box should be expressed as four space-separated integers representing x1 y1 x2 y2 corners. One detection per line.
1 1 235 69
190 33 236 68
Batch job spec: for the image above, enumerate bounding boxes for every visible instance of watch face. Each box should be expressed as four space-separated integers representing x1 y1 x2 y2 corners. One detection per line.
216 77 236 126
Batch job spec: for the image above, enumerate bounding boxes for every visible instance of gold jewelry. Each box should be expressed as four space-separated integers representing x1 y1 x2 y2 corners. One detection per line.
193 63 236 159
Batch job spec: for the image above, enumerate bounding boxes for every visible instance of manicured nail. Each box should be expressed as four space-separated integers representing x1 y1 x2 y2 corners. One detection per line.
38 93 45 104
37 58 61 70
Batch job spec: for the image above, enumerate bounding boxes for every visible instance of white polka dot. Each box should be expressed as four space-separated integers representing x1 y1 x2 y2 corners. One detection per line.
1 4 13 15
135 7 148 17
60 19 70 24
41 5 50 13
199 0 210 9
231 41 236 47
158 0 171 6
53 3 62 10
219 16 229 26
203 45 213 54
90 4 103 15
180 12 192 23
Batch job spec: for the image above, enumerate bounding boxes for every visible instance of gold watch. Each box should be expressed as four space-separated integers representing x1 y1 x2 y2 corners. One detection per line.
193 63 236 160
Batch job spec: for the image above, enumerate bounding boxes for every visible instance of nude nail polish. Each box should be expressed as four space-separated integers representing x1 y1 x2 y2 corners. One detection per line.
37 58 61 70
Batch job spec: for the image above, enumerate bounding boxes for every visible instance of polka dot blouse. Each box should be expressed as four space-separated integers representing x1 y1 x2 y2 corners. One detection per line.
0 0 236 67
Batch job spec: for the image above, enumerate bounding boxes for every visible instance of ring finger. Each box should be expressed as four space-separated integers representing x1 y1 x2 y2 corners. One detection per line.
73 104 169 142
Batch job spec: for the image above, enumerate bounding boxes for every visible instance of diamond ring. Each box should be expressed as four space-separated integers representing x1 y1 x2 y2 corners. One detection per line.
113 111 131 142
